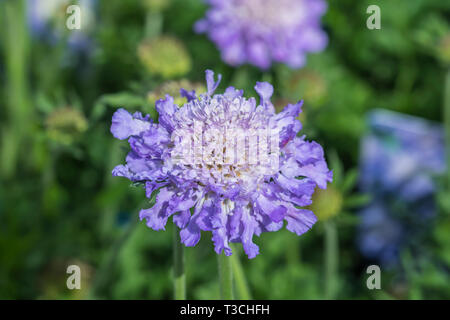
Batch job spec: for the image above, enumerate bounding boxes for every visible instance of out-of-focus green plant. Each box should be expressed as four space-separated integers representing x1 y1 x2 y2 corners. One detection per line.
307 151 369 299
414 14 450 67
45 107 88 146
144 0 172 13
138 36 192 79
38 259 93 300
279 68 328 109
310 151 370 224
0 0 32 179
311 187 343 222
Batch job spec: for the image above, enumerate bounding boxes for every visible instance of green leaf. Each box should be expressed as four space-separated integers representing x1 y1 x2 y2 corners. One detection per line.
342 168 359 193
99 92 148 108
344 194 371 209
336 212 361 226
328 150 343 186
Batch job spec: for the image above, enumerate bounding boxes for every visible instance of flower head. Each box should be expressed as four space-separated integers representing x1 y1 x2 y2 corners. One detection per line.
138 36 192 79
195 0 328 69
308 186 342 221
46 107 88 145
111 70 332 258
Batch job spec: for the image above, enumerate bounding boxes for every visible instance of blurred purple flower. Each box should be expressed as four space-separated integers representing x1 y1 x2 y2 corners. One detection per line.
27 0 96 54
195 0 328 69
111 70 332 258
358 109 445 266
27 0 60 43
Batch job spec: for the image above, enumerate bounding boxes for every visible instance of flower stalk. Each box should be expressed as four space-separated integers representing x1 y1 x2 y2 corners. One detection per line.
324 220 338 299
218 254 234 300
173 226 186 300
145 11 163 39
1 0 31 178
230 245 251 300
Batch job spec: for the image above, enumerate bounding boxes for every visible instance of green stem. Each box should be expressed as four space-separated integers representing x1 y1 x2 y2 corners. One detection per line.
217 253 234 299
1 0 31 178
173 226 186 300
444 68 450 190
324 220 338 299
145 11 163 39
230 245 251 300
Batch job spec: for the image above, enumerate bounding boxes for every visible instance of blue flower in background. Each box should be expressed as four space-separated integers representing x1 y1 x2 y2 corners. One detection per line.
195 0 328 69
27 0 65 39
27 0 96 53
358 109 445 266
110 70 332 258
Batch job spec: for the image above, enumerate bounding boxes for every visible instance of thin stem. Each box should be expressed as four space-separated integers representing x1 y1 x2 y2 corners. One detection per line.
1 0 31 178
173 226 186 300
230 245 251 300
324 220 338 300
217 253 234 300
444 68 450 190
145 11 163 39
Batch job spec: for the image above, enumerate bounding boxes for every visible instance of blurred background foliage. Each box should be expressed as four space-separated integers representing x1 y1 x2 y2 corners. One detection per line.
0 0 449 299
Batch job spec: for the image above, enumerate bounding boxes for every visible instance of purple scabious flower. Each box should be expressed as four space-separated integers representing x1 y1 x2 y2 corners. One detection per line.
111 70 332 258
195 0 328 69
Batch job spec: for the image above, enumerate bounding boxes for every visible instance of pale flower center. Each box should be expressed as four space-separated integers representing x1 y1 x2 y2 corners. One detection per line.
170 119 280 194
231 0 305 30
